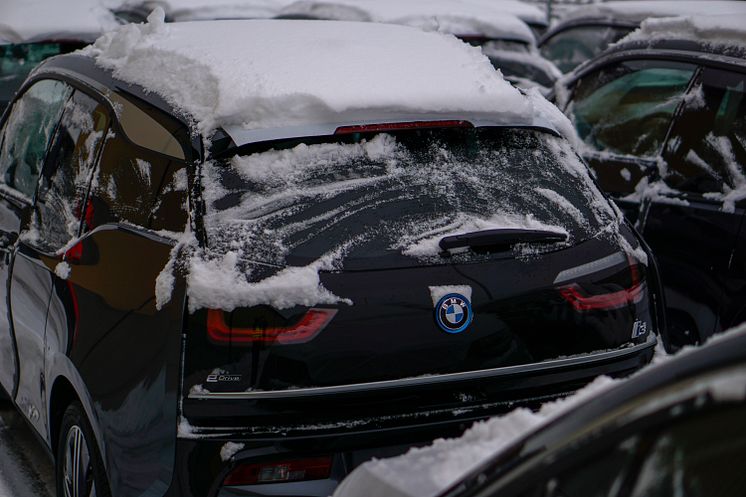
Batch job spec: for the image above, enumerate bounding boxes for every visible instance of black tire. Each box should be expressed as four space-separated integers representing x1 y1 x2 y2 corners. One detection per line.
56 402 112 497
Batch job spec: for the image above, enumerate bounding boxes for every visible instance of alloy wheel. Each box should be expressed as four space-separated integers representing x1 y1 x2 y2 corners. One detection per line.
62 425 96 497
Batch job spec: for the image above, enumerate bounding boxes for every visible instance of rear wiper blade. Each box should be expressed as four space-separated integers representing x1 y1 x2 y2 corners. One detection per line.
439 228 568 253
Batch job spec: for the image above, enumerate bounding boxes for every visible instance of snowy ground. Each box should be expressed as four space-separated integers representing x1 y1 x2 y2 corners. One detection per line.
0 400 54 497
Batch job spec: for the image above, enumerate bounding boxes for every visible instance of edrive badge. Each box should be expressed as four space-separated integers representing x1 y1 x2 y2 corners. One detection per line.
435 293 473 334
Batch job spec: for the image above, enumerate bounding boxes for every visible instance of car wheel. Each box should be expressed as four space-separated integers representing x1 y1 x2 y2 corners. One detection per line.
56 402 111 497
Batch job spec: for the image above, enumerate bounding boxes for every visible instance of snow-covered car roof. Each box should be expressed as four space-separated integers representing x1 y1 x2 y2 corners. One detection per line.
0 0 119 44
279 0 536 43
559 0 746 24
81 11 571 143
457 0 547 28
620 14 746 52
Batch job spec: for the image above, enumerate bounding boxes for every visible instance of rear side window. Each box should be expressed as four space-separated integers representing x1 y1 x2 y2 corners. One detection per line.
0 79 72 198
663 68 746 196
33 90 109 253
85 93 189 232
570 60 696 158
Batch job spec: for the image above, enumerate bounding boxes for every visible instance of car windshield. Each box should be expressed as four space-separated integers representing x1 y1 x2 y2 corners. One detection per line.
202 127 617 270
0 42 84 111
541 25 634 73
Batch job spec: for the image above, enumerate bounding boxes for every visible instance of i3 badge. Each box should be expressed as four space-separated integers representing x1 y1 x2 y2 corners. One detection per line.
435 293 473 334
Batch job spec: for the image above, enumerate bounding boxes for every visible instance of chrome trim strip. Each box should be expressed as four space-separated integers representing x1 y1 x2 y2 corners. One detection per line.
553 251 626 284
188 333 656 400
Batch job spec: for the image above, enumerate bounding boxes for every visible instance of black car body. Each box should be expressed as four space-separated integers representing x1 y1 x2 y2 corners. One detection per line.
554 30 746 349
0 20 661 497
538 0 746 73
433 327 746 497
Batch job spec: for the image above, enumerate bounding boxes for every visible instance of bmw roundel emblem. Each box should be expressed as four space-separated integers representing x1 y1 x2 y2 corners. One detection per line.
435 293 473 334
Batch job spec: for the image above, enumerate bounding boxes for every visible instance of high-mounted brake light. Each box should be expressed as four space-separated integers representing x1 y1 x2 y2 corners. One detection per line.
206 308 337 345
223 456 332 486
334 120 473 134
558 257 644 311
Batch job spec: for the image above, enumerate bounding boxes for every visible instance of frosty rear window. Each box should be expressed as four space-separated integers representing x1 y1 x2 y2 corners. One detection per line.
202 127 617 269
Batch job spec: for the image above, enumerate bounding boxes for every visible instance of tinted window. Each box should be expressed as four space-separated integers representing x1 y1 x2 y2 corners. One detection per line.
108 92 186 160
87 131 188 231
33 90 109 253
507 404 746 497
0 79 71 198
629 406 746 497
540 25 633 73
0 43 84 112
571 60 696 157
205 128 616 269
517 438 641 497
663 68 746 196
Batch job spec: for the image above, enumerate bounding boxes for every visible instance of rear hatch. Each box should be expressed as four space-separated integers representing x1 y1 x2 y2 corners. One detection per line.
182 126 653 405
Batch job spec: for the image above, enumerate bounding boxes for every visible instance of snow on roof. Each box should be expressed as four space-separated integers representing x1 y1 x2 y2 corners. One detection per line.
278 1 372 21
393 14 533 43
155 0 296 21
83 9 565 138
0 0 119 44
621 14 746 50
561 0 746 24
459 0 547 27
279 0 536 43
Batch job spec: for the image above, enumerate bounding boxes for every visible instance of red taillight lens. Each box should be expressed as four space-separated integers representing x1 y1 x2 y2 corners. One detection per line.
223 456 332 486
558 262 644 311
207 308 337 345
334 120 472 134
65 242 84 263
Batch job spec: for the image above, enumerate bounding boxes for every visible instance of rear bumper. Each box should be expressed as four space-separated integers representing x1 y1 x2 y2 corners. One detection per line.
164 333 656 497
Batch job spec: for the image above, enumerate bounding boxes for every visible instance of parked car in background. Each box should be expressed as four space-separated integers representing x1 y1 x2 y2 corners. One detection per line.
553 15 746 349
111 0 294 22
539 0 746 73
278 0 561 91
336 325 746 497
0 0 118 112
445 0 549 36
0 12 661 497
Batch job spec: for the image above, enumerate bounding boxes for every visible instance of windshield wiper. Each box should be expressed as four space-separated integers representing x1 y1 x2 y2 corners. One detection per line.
439 228 568 254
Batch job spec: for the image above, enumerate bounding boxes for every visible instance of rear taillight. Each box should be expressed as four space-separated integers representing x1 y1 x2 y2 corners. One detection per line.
64 242 84 263
557 256 644 311
223 456 332 486
206 308 337 345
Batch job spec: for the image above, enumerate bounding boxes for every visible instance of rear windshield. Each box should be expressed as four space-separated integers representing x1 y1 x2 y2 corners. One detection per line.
201 128 617 269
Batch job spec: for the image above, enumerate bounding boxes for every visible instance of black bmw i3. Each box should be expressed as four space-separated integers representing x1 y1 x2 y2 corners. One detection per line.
0 16 662 497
